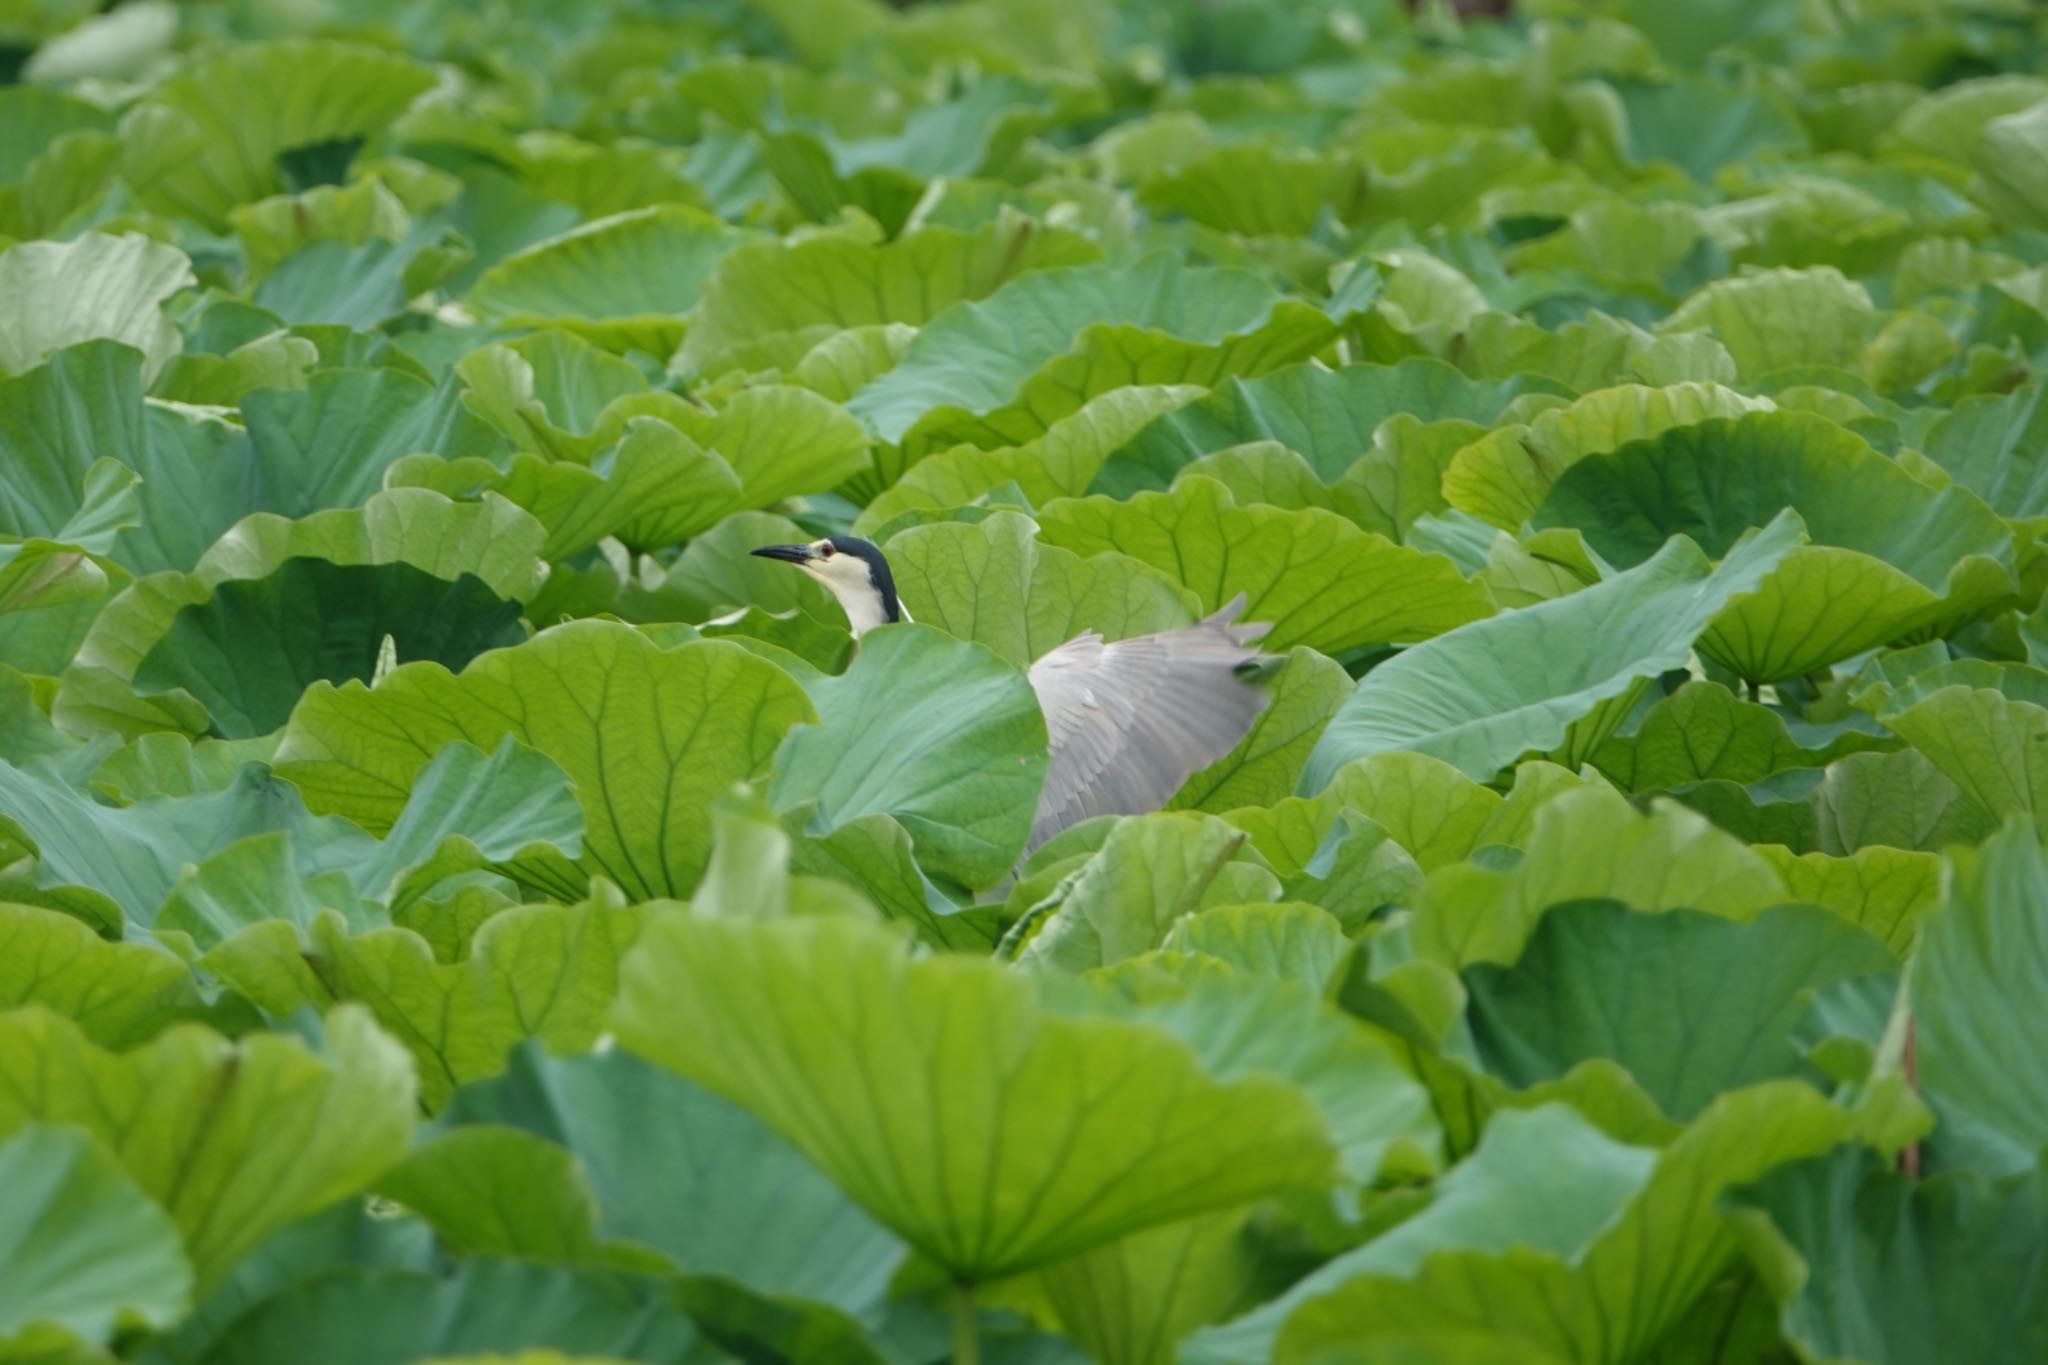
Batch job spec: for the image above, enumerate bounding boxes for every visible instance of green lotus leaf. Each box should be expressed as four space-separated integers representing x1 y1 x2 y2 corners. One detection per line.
447 1045 904 1312
118 39 435 230
229 176 412 283
1465 901 1894 1120
1413 785 1790 969
0 902 202 1046
1037 476 1493 655
1593 680 1891 790
455 330 650 464
1093 357 1560 497
155 1257 704 1365
852 384 1203 533
0 1124 190 1354
276 623 812 898
0 1005 413 1293
769 623 1046 892
1140 143 1357 236
1300 511 1802 791
64 489 544 739
678 213 1100 376
1729 1146 2048 1365
898 307 1343 457
1910 819 2048 1175
1257 1085 1860 1365
1168 646 1352 814
1443 381 1767 531
1159 902 1349 990
1656 265 1880 381
0 232 192 381
846 255 1320 444
1756 844 1943 957
376 1124 600 1262
611 911 1338 1281
205 893 644 1112
1038 1210 1257 1365
468 206 750 356
1876 672 2048 837
884 510 1198 667
1535 411 2016 681
1920 373 2048 518
1015 811 1282 972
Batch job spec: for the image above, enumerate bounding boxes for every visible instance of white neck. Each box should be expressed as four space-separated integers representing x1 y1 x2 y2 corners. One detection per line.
809 564 911 639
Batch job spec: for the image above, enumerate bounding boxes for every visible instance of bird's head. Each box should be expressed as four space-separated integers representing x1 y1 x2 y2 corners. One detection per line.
749 535 906 637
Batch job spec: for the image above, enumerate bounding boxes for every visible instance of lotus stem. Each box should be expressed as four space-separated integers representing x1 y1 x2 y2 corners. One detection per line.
951 1282 980 1365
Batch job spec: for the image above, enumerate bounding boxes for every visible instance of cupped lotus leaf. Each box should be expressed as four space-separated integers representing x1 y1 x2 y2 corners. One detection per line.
467 206 748 354
1015 812 1282 973
1159 902 1349 990
1655 265 1880 381
456 330 649 464
644 382 872 532
375 1125 601 1262
161 736 583 944
1252 1085 1859 1365
1920 373 2048 518
852 384 1204 533
1299 512 1803 792
1910 819 2048 1175
1140 143 1355 237
1465 902 1895 1121
676 212 1102 376
0 538 111 619
1877 679 2048 837
847 255 1307 444
1592 680 1890 791
1535 411 2016 679
1324 751 1504 872
276 623 815 898
0 233 192 382
65 489 544 739
791 322 916 401
117 39 435 230
0 760 346 931
1884 73 2048 159
896 306 1345 457
1443 381 1768 531
769 623 1045 892
1976 101 2048 232
390 419 746 560
229 176 412 282
1185 1103 1657 1365
1729 1146 2048 1365
204 894 644 1112
1038 1210 1257 1365
1092 358 1562 496
884 511 1198 668
0 903 202 1046
1067 970 1441 1184
0 1005 413 1293
445 1046 903 1312
1168 647 1352 814
1756 845 1942 957
0 1124 191 1353
611 911 1338 1281
1036 477 1494 655
1414 786 1790 969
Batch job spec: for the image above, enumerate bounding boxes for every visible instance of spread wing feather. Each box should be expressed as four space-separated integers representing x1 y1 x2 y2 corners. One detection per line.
1024 593 1272 851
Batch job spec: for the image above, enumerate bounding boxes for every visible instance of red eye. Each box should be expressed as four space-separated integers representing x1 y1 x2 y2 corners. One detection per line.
818 543 835 558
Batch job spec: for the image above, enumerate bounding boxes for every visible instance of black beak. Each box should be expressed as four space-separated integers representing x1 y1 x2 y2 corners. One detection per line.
749 543 817 565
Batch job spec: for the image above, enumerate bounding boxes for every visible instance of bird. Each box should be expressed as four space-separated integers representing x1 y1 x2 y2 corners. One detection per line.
751 535 1272 852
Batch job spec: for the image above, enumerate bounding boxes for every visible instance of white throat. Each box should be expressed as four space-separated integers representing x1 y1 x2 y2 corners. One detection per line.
806 558 910 638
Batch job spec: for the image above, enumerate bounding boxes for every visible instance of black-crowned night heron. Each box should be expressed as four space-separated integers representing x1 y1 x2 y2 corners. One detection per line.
752 536 1271 851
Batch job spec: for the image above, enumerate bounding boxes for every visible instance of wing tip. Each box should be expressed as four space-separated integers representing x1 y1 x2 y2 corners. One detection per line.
1202 591 1273 647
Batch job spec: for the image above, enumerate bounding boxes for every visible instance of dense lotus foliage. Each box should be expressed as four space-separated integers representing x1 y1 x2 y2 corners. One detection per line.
4 0 2048 1360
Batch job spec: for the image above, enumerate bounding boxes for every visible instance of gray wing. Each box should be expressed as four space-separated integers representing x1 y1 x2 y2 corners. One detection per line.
1025 593 1272 852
